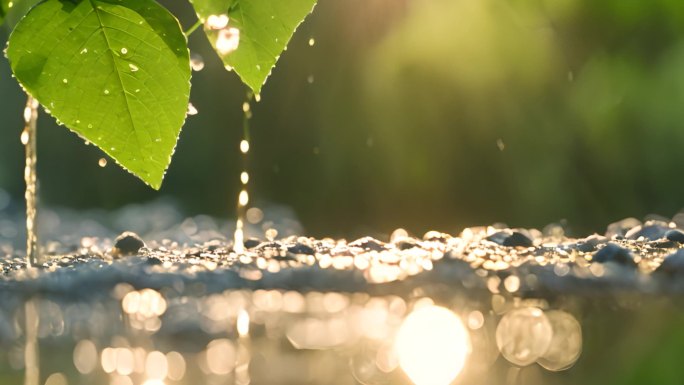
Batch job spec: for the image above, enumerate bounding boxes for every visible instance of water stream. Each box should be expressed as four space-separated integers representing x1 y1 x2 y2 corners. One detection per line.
233 92 255 253
22 96 39 267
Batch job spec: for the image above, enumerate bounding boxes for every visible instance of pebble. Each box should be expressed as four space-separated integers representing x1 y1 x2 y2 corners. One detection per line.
605 218 641 239
625 224 670 241
575 235 606 253
349 237 386 252
112 232 145 256
503 232 533 248
244 238 261 249
592 243 635 266
288 244 315 255
656 250 684 275
665 229 684 244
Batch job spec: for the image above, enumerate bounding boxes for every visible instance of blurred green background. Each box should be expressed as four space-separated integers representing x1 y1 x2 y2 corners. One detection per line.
2 0 684 238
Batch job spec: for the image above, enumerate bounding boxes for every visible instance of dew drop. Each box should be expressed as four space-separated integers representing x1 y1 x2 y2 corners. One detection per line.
206 14 229 30
154 138 161 143
80 48 88 54
187 103 198 116
120 47 128 55
62 78 68 84
216 28 240 55
190 53 205 71
104 89 110 95
129 63 139 72
256 64 261 71
110 147 116 152
87 124 93 129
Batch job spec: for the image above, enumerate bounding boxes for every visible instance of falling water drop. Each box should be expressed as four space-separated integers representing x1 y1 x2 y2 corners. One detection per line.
238 190 249 206
190 53 205 71
98 158 108 168
308 37 315 46
233 93 255 254
240 140 250 154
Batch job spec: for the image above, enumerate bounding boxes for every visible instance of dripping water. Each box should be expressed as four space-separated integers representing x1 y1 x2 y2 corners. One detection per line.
233 92 255 254
22 96 39 267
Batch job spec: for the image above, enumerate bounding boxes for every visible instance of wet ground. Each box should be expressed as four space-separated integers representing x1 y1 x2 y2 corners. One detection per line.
2 200 684 385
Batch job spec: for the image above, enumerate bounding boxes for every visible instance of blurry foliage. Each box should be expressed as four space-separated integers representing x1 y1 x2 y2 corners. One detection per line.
2 0 684 238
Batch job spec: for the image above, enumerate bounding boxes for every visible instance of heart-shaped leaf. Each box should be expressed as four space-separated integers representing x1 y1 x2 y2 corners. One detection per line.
6 0 191 189
190 0 317 94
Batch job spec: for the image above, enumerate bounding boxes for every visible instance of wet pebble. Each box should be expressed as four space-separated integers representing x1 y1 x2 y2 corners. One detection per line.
575 235 606 253
112 232 145 256
626 224 670 241
605 218 641 239
656 250 684 275
244 238 261 249
592 243 635 266
349 237 386 252
288 244 315 255
503 232 533 248
665 229 684 244
487 231 533 248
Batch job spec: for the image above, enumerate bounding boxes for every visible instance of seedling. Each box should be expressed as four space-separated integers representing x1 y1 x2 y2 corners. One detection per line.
1 0 318 264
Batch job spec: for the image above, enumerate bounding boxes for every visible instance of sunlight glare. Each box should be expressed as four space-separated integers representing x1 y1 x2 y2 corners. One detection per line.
395 306 470 385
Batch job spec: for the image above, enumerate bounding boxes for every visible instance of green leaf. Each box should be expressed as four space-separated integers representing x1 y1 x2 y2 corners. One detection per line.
190 0 317 94
6 0 191 189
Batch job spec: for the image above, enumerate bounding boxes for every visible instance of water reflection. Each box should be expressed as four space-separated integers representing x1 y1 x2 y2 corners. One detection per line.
395 306 470 385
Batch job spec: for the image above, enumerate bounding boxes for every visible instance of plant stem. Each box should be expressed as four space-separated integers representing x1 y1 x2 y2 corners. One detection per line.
184 19 202 38
22 96 39 268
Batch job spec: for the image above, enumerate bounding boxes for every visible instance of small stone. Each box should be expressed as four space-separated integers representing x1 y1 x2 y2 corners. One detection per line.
395 238 419 250
244 238 261 249
503 232 533 248
575 235 606 253
349 237 386 252
112 231 145 256
422 231 451 242
656 250 684 275
146 256 162 265
625 224 669 241
605 218 641 239
287 244 315 255
665 229 684 244
485 231 510 245
592 243 635 266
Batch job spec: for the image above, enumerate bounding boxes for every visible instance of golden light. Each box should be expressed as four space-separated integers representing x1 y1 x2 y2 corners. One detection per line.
395 306 470 385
